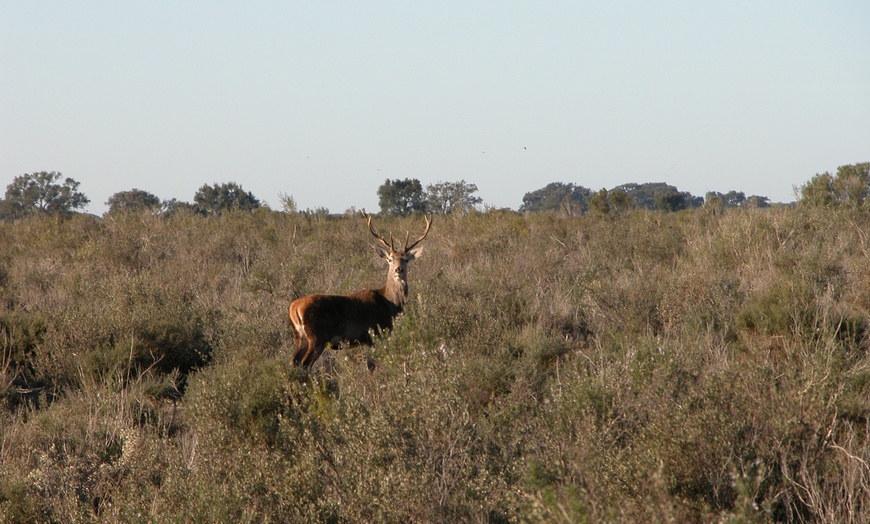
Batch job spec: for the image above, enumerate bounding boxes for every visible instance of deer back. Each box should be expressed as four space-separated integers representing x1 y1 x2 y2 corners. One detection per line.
295 289 399 344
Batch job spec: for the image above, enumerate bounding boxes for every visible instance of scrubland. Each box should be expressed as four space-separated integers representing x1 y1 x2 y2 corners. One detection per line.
1 206 869 523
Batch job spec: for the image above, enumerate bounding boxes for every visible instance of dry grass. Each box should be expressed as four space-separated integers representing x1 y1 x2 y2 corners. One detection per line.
0 206 868 522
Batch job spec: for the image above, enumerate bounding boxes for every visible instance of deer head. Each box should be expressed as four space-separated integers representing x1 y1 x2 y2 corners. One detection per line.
364 211 431 303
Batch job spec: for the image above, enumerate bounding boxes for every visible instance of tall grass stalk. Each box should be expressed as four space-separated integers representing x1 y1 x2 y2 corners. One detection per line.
0 207 868 522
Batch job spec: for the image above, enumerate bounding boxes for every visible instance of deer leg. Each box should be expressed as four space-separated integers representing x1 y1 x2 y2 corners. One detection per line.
292 333 309 366
300 335 326 368
289 316 309 367
289 306 319 367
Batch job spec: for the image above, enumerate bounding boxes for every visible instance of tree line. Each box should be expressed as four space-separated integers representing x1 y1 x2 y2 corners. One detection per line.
1 163 867 220
0 174 263 220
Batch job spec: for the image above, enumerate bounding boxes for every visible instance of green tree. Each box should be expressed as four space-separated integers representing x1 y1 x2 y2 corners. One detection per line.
744 195 771 208
519 182 592 215
704 193 725 214
193 182 261 216
706 191 746 208
589 188 631 215
588 188 611 215
832 162 870 204
654 191 689 212
160 198 196 217
425 180 482 214
1 171 89 219
587 187 633 215
612 182 658 209
799 172 835 207
105 189 161 215
614 182 701 211
609 189 632 215
800 162 870 207
377 178 426 216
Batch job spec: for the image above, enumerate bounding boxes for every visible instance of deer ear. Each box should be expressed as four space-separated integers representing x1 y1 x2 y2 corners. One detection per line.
407 246 423 260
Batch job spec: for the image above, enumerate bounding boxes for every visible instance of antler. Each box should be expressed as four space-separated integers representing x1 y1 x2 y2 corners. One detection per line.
362 211 432 253
363 210 395 251
405 215 432 251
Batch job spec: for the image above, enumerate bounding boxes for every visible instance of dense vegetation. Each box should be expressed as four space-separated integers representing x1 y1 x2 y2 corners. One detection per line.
1 205 869 522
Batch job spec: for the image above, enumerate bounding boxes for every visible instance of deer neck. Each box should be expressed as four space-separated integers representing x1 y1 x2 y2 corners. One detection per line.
383 274 408 309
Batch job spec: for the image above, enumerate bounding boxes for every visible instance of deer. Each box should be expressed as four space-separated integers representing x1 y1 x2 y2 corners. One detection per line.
288 212 432 368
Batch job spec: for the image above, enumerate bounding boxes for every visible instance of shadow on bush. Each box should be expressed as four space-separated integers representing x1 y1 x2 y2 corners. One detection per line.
1 310 48 410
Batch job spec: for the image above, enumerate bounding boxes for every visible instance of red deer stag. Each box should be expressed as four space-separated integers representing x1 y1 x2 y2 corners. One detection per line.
288 212 432 368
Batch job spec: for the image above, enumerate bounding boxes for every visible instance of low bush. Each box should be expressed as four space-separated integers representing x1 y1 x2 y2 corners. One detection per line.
0 206 868 522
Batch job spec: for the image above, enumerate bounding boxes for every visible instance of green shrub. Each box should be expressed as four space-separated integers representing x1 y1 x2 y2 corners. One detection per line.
0 311 47 409
0 207 869 521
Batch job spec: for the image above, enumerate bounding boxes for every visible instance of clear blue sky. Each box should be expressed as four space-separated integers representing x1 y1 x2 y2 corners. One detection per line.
2 1 868 214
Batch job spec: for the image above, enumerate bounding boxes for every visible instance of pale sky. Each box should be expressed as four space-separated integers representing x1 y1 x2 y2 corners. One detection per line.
2 1 868 214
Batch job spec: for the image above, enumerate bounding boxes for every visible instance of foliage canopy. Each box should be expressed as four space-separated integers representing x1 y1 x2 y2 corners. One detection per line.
425 179 482 214
799 162 870 207
377 178 427 216
193 181 261 215
520 182 593 215
1 171 90 219
106 189 162 215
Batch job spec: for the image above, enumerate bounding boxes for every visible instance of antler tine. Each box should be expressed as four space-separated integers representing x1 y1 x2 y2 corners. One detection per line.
362 210 393 251
405 215 433 251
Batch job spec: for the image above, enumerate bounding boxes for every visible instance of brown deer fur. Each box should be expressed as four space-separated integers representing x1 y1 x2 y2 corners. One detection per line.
288 213 431 367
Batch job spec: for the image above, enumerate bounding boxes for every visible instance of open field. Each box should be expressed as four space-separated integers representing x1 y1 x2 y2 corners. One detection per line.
1 207 869 522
